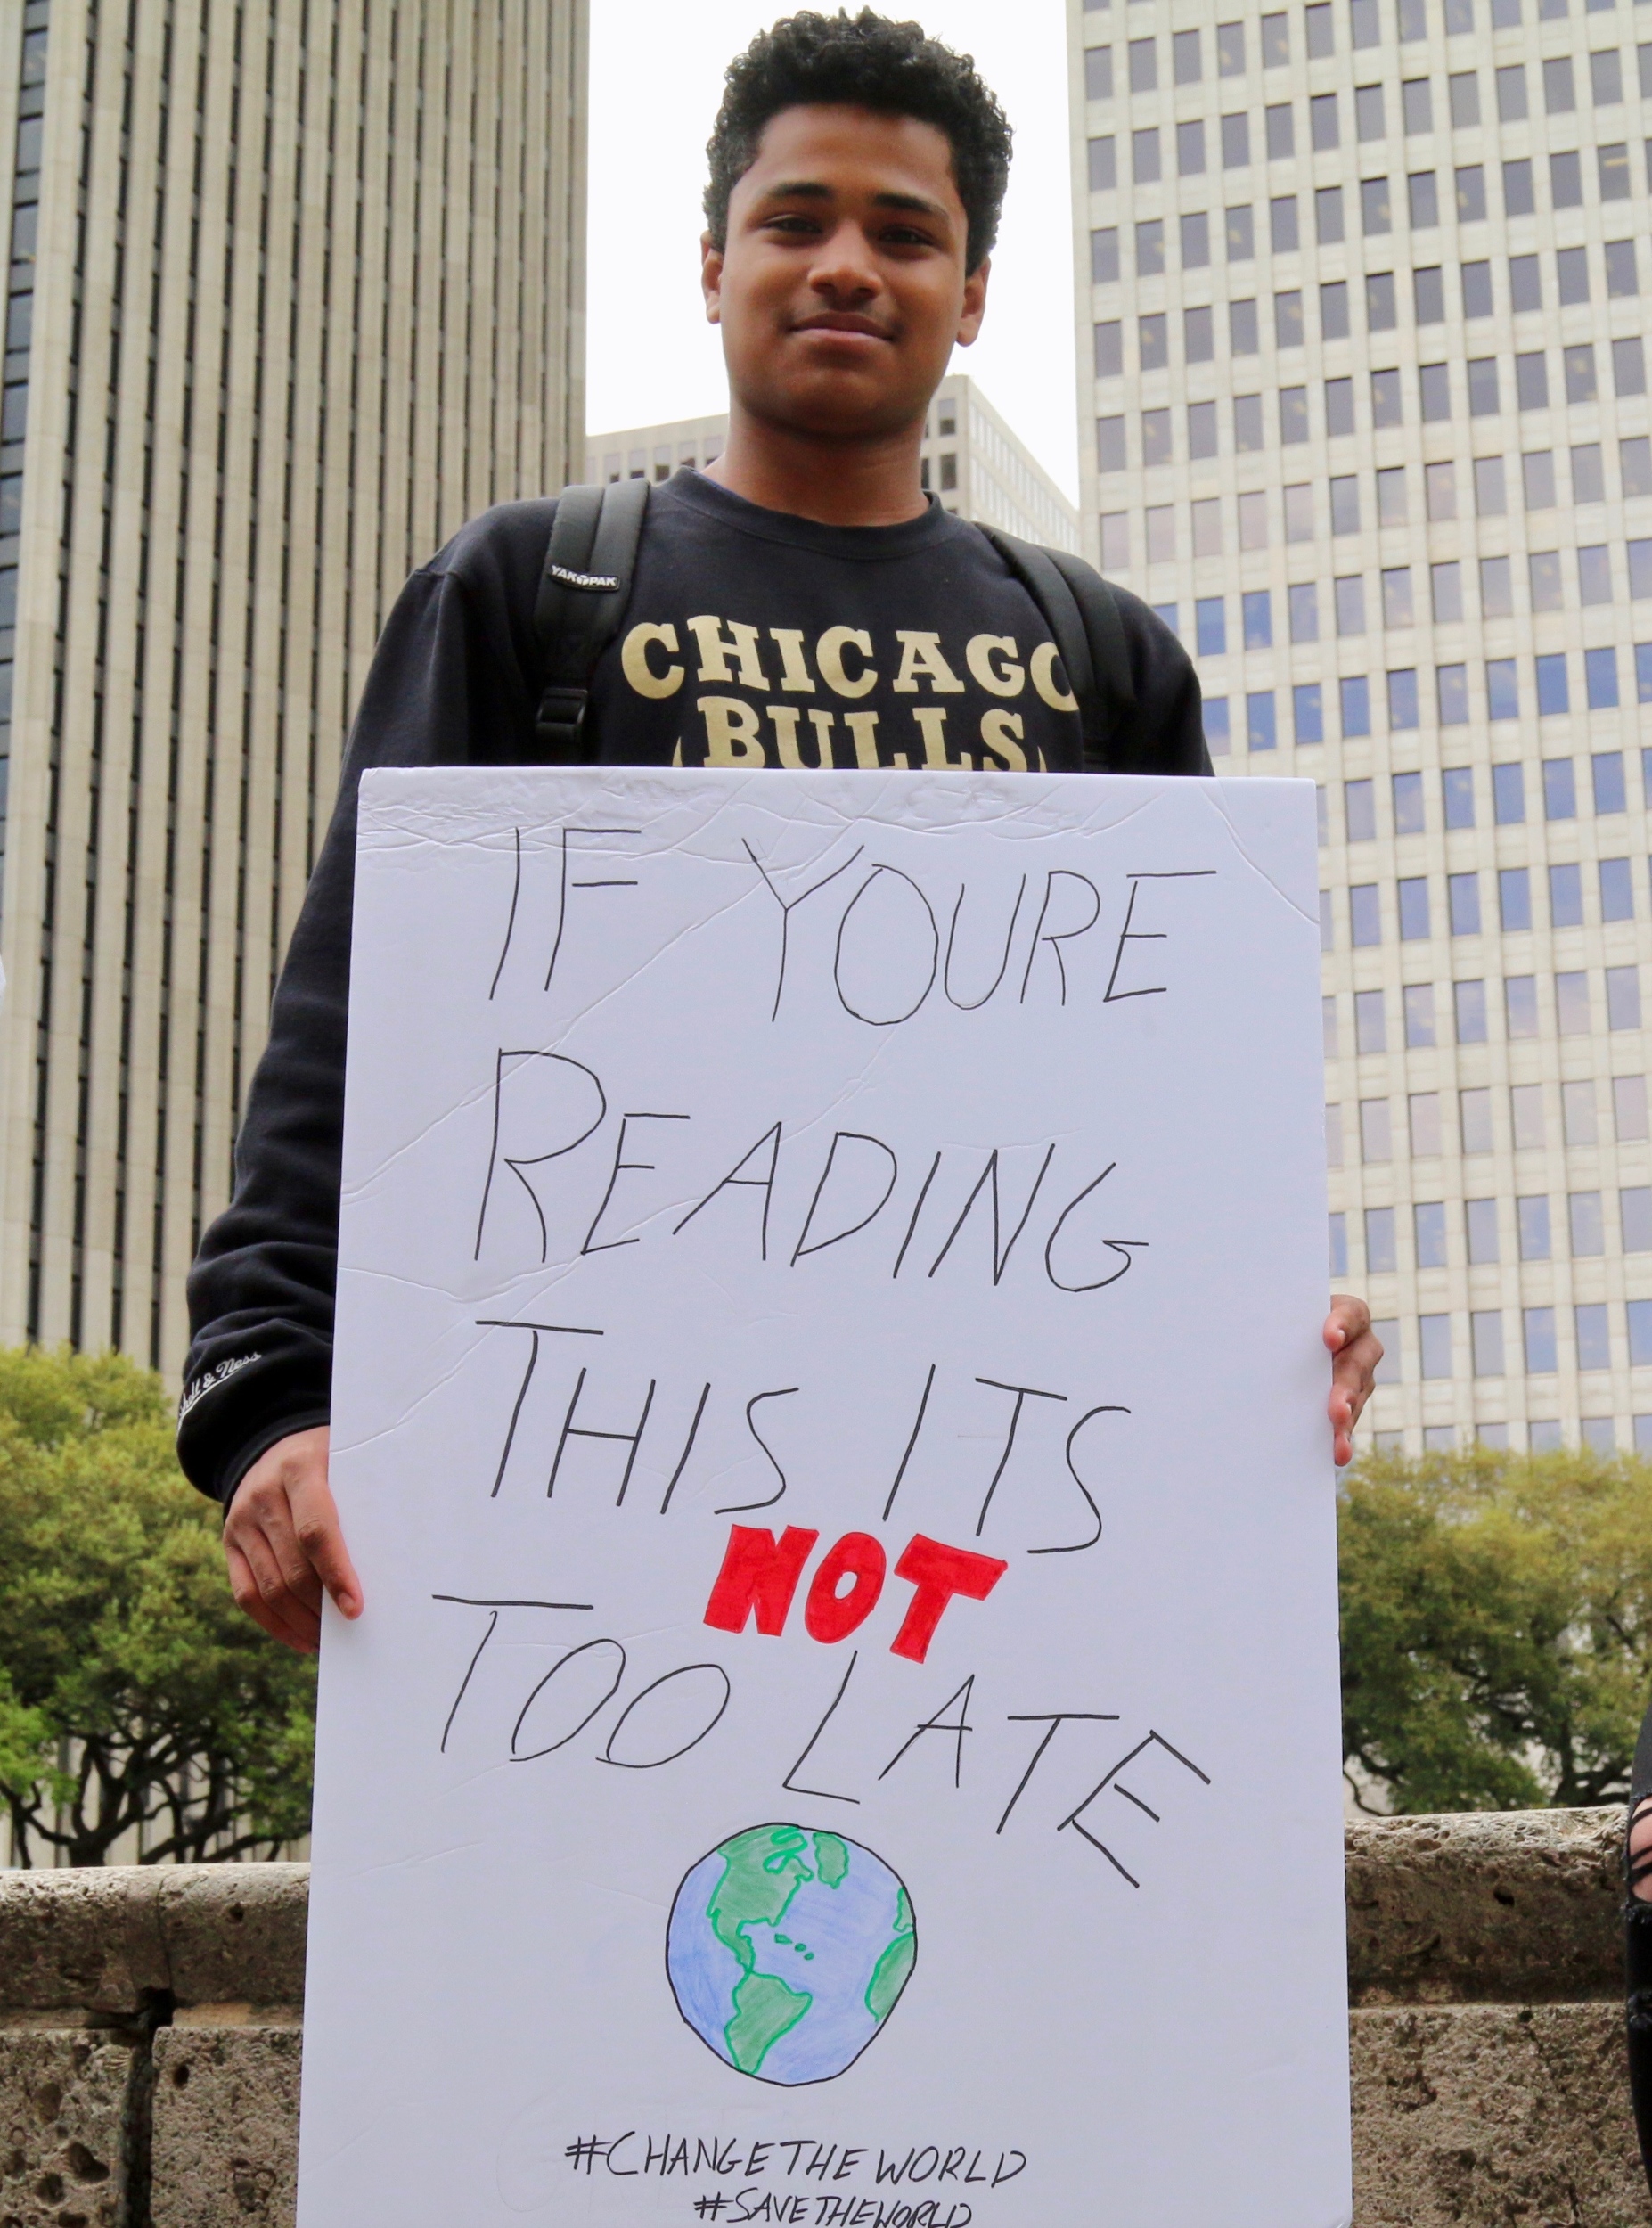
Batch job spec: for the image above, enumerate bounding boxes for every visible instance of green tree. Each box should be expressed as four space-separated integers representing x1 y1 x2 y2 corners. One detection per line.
1339 1446 1652 1812
0 1345 315 1863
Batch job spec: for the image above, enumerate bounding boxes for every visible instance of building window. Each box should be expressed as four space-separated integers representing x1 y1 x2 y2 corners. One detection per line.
1557 971 1592 1034
1601 857 1635 920
1565 344 1598 404
1443 768 1476 828
1500 865 1532 929
1571 1192 1607 1257
1550 863 1584 927
1524 1308 1558 1373
1551 150 1583 207
1608 965 1642 1029
1492 765 1525 831
1576 1304 1611 1372
1518 1197 1552 1261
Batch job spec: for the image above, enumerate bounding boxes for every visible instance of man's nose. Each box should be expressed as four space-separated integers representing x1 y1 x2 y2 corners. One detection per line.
808 223 881 300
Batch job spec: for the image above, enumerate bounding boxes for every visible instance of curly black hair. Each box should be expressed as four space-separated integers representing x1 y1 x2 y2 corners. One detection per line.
705 11 1012 275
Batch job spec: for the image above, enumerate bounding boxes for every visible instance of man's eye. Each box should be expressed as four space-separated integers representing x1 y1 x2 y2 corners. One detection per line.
882 226 937 249
765 214 821 234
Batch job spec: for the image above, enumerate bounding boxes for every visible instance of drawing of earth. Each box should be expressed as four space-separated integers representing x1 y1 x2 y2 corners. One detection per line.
667 1824 917 2085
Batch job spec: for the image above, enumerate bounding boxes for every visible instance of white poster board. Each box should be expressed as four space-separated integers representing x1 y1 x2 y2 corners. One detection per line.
299 767 1350 2228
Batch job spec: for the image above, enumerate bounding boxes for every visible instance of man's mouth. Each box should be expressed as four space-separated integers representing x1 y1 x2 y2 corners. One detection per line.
790 313 893 340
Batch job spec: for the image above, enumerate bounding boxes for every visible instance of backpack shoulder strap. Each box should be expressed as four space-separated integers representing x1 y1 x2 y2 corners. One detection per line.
532 476 651 760
980 527 1136 772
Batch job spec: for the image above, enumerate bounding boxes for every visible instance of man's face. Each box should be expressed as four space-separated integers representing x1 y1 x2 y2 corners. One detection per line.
703 102 988 441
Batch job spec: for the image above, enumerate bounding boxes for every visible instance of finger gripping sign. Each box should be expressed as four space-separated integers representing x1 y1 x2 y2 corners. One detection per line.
299 768 1351 2227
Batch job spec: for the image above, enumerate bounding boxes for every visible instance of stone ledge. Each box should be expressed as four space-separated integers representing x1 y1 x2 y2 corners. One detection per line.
2 1813 1628 2016
150 2027 300 2228
0 1863 308 2018
0 2030 138 2226
0 1812 1645 2228
1346 1806 1625 2005
1351 2002 1652 2227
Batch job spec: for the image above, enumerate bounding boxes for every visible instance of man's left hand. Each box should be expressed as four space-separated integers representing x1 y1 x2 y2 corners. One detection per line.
1325 1296 1381 1466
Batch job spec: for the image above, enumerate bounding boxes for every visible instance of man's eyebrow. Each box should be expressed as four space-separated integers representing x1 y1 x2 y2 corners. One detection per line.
872 189 948 218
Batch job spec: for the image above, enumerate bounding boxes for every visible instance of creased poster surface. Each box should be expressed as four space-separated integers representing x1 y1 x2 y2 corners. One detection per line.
298 767 1350 2228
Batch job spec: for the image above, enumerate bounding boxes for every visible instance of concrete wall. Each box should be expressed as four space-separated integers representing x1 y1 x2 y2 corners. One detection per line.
0 1809 1645 2226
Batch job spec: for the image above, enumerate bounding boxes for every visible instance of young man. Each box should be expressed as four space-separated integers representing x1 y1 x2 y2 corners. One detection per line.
178 10 1381 1651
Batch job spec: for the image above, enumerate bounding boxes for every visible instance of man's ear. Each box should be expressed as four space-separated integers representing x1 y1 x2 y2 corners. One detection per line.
701 230 724 326
955 256 990 348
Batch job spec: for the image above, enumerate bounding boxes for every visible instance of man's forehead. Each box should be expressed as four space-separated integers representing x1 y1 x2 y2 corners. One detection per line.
736 103 963 212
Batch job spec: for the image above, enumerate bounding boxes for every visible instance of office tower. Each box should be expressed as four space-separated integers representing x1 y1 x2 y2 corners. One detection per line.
0 1 587 1375
1070 0 1652 1453
588 373 1082 553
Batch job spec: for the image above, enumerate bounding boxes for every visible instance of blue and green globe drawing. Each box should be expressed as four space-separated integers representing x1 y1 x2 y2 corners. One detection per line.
667 1824 917 2085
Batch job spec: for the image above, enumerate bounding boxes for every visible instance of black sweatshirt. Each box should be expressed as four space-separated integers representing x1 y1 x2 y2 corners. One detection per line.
178 471 1209 1504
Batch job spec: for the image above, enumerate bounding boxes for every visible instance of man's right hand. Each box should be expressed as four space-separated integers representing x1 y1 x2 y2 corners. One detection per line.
223 1426 363 1654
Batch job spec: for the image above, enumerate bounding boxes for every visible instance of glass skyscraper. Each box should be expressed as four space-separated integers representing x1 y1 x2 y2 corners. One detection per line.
0 0 587 1374
1070 0 1652 1450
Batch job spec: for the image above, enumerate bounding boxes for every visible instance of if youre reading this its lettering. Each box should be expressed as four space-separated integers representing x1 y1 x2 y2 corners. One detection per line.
296 768 1353 2228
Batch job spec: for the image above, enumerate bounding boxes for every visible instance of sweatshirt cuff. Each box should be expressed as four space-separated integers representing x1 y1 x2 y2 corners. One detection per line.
176 1339 333 1506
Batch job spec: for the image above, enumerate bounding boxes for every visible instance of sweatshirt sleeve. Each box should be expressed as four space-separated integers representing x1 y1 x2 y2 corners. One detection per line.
1106 584 1214 778
177 551 538 1505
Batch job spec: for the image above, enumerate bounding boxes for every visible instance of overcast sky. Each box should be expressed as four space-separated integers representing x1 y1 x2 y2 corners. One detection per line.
585 0 1079 500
